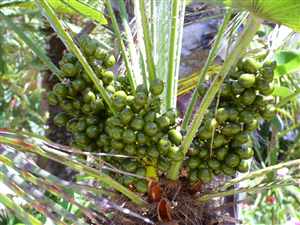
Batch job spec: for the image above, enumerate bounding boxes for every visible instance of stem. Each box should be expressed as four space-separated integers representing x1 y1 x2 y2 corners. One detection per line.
139 0 156 82
106 0 137 92
0 136 146 206
181 9 232 130
167 15 262 180
223 158 300 189
36 0 116 114
198 181 294 202
165 0 181 110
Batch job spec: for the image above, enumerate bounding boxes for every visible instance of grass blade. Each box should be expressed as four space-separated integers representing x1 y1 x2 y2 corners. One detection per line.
0 193 42 225
105 0 137 92
35 0 116 114
165 0 185 110
138 0 156 82
0 11 62 80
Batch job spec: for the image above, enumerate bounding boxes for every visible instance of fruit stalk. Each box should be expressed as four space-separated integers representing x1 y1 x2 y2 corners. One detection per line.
167 15 262 180
181 9 232 130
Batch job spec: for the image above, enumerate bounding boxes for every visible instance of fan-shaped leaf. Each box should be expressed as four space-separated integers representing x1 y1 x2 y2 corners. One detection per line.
275 50 300 77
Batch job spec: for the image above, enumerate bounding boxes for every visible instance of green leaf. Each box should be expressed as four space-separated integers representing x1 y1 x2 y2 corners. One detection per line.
272 85 292 97
1 0 107 24
275 50 300 77
198 0 300 33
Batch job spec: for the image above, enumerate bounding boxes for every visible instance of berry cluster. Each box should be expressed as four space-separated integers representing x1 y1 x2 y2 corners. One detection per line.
187 57 277 183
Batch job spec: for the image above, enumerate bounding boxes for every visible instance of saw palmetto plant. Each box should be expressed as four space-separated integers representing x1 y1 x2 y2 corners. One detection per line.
0 0 300 224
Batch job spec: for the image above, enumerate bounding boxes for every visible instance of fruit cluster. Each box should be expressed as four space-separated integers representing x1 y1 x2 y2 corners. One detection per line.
187 57 277 184
47 35 182 192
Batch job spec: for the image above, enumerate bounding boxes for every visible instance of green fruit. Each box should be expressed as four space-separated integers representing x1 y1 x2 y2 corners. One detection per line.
260 104 276 120
188 157 201 169
61 63 77 77
123 176 135 186
245 119 259 131
111 127 123 140
215 147 228 161
212 134 226 148
255 78 274 95
47 92 58 106
112 91 127 111
234 132 250 144
222 123 241 136
102 70 114 85
208 159 221 170
241 57 261 73
106 116 122 127
94 47 107 60
232 81 245 95
189 169 199 183
144 111 156 122
213 169 222 176
136 167 146 177
124 144 136 155
237 160 249 172
66 119 77 133
198 148 209 159
53 83 68 97
74 132 90 146
165 110 177 125
72 79 86 92
158 158 169 172
204 118 218 131
221 83 232 97
53 112 68 127
227 108 239 121
158 138 171 153
83 39 97 56
198 162 208 169
103 55 116 68
238 73 256 88
76 119 87 132
134 91 148 107
137 146 147 155
144 122 158 136
122 129 136 144
240 89 256 105
135 180 148 193
130 117 145 131
216 108 229 123
222 164 235 176
60 100 73 113
236 147 254 159
96 134 109 147
239 111 256 123
72 99 81 110
156 115 171 129
198 128 211 140
260 64 274 82
106 84 115 94
168 129 182 146
147 146 160 158
123 160 138 172
91 98 104 112
86 125 99 139
168 145 184 161
150 79 164 96
225 153 240 168
198 168 212 183
86 116 100 126
137 132 149 144
120 107 134 124
111 140 124 151
187 147 199 156
61 52 76 64
81 104 92 114
83 89 96 103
